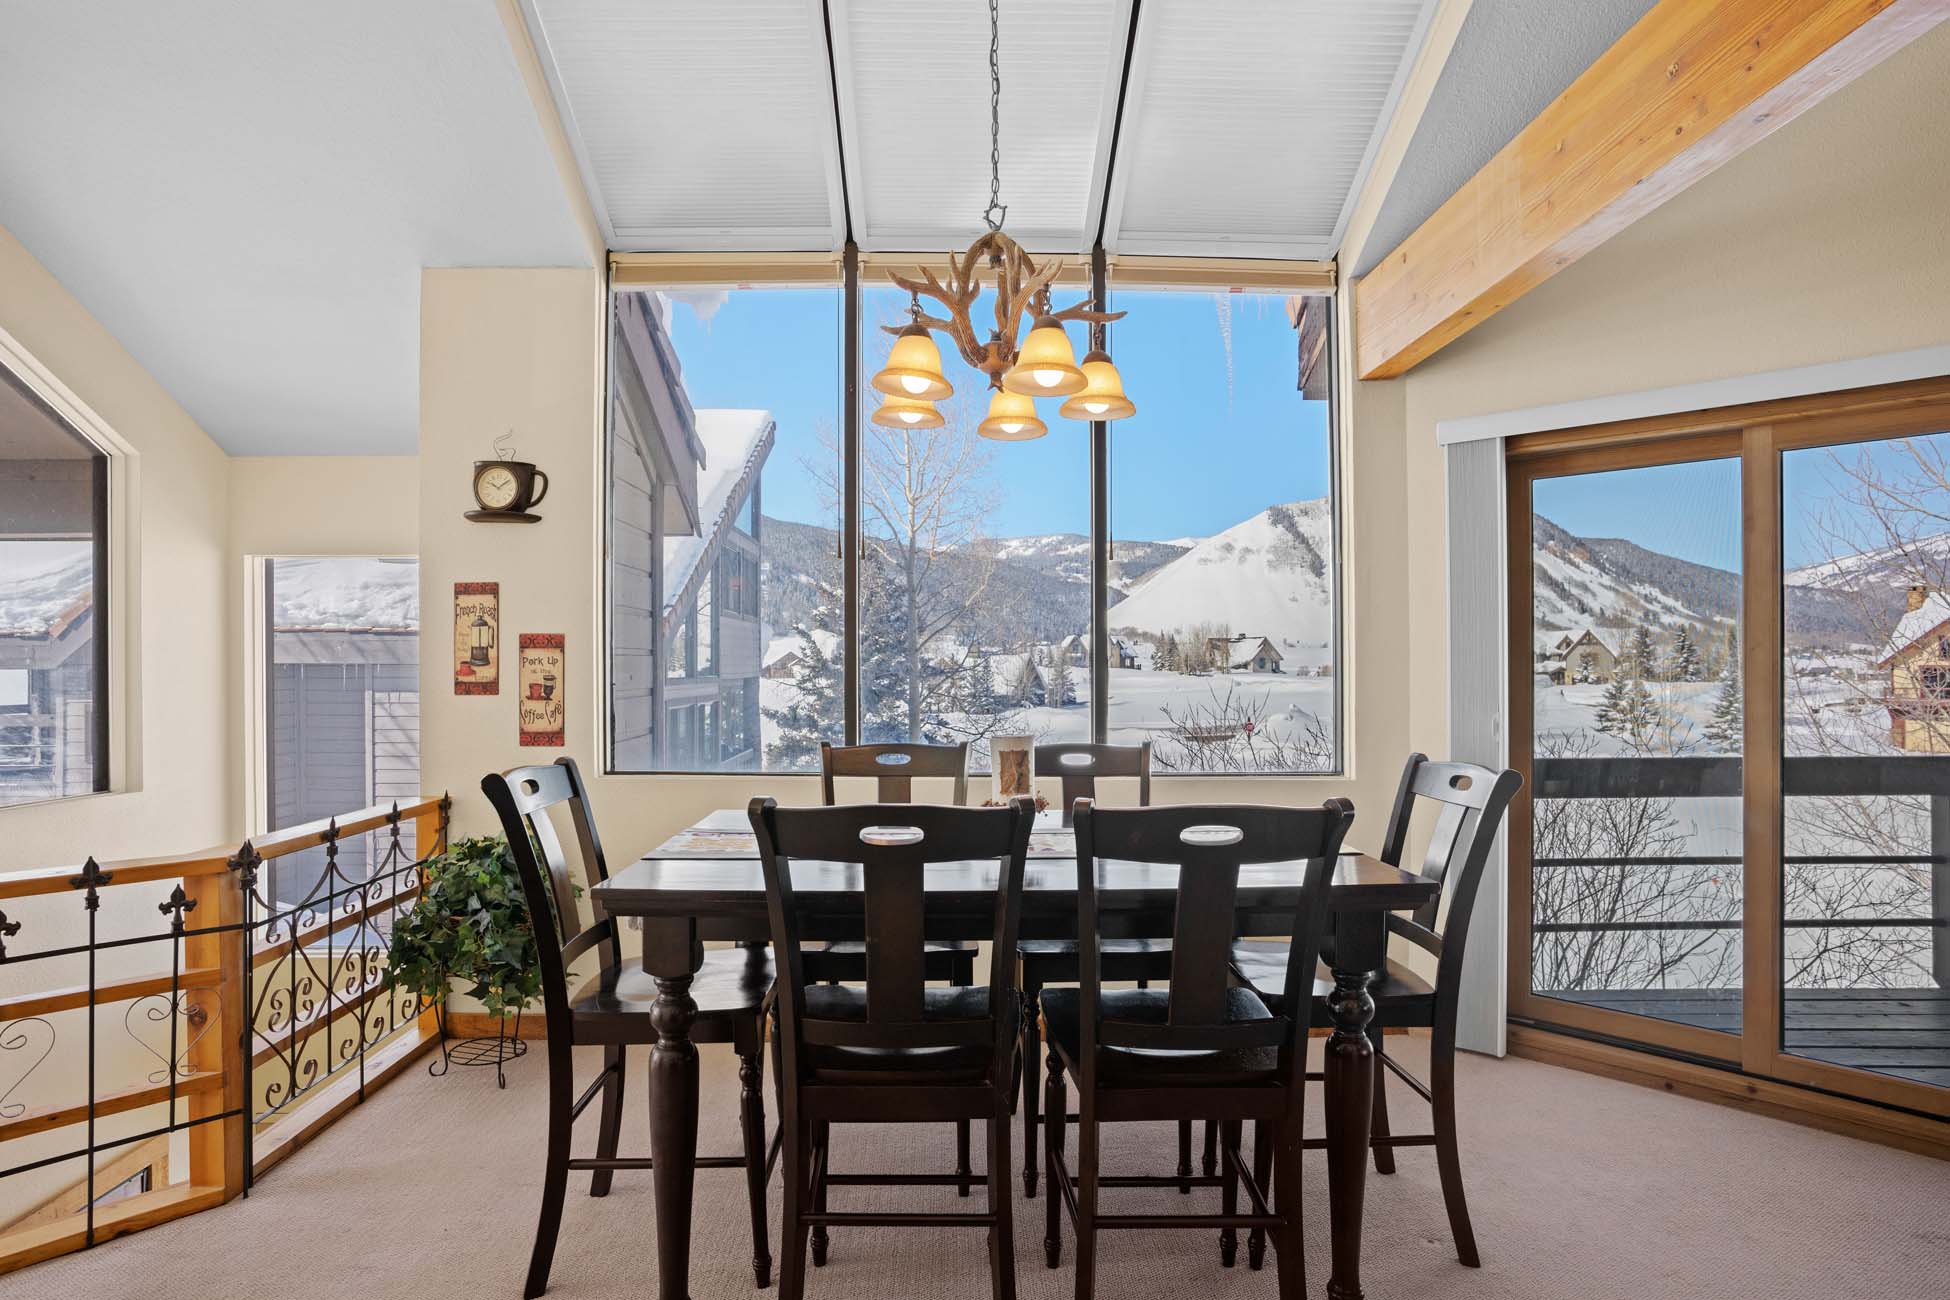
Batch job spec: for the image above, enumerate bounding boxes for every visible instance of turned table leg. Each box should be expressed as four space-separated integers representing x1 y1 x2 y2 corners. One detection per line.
644 918 704 1300
1323 911 1382 1300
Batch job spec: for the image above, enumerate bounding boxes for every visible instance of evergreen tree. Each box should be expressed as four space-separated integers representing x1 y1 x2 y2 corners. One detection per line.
856 549 915 742
1703 629 1743 749
1150 639 1171 672
1625 623 1660 681
1048 651 1076 708
1596 673 1631 736
763 599 842 769
967 653 998 716
1668 624 1704 682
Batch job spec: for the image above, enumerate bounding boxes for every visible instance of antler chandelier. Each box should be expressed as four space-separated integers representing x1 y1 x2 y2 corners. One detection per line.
869 0 1136 441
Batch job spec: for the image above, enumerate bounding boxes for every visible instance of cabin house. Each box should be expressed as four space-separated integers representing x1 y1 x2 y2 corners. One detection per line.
1111 637 1140 670
1207 634 1283 674
1548 629 1618 685
1876 585 1950 752
1056 634 1089 667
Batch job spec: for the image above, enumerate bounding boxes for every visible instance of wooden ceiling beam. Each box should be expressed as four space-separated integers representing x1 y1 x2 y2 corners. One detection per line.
1353 0 1950 380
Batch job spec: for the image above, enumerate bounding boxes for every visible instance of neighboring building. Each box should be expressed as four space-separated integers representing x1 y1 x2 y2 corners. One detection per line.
1207 634 1283 674
1542 629 1618 684
1876 585 1950 751
0 575 94 805
1056 634 1088 667
1111 637 1141 670
608 292 776 771
763 628 839 680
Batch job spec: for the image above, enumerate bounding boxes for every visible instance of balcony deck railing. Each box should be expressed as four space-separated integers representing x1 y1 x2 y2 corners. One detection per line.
0 794 448 1274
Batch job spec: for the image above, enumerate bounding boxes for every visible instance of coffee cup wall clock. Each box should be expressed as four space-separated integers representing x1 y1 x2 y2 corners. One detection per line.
466 458 548 523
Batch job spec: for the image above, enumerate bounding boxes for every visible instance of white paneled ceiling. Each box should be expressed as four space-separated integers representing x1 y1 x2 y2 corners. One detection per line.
523 0 846 251
528 0 1438 260
1107 0 1435 258
830 0 1129 252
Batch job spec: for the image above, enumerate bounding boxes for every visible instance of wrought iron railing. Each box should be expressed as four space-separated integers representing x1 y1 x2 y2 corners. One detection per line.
0 794 447 1273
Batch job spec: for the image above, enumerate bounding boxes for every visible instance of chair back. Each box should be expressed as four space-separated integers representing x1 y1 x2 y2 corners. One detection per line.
1033 741 1151 824
819 741 969 805
1073 800 1353 1083
1373 753 1522 1006
479 757 616 1032
750 797 1033 1084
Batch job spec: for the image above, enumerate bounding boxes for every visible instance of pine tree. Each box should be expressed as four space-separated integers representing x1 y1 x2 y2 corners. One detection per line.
1596 673 1630 736
856 550 914 742
763 600 843 769
1625 623 1660 682
967 653 998 716
1150 640 1171 672
1048 651 1076 708
1703 629 1743 749
1669 624 1704 682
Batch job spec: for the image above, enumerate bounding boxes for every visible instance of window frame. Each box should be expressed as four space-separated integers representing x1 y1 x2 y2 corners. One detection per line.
0 330 119 808
600 252 1342 776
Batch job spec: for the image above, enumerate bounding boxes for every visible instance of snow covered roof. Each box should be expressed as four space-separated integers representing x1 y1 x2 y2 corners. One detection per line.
272 556 418 632
1876 592 1950 666
662 409 774 623
764 628 838 668
0 547 92 639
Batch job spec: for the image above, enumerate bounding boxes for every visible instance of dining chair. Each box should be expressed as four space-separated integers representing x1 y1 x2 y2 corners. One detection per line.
1229 754 1521 1270
483 758 775 1298
751 796 1034 1300
809 739 981 1201
1015 741 1188 1199
1043 799 1354 1300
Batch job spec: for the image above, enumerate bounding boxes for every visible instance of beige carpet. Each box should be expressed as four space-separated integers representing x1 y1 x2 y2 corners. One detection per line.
6 1035 1945 1299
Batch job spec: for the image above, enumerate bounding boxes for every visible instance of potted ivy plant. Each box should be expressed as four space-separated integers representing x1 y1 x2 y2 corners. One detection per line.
388 834 561 1075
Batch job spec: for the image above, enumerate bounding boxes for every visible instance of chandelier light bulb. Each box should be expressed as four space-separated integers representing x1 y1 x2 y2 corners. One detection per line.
870 392 945 430
1003 316 1087 396
978 388 1047 441
1058 350 1136 422
872 322 954 401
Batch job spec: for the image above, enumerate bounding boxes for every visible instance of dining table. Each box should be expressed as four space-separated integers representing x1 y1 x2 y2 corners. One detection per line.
591 806 1438 1300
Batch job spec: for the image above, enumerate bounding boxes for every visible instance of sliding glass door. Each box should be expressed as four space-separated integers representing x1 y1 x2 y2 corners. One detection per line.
1508 381 1950 1116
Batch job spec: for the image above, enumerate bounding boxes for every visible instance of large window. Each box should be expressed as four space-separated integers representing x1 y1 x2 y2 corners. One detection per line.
1107 290 1339 773
604 267 1339 774
606 283 841 773
0 363 108 808
262 556 420 908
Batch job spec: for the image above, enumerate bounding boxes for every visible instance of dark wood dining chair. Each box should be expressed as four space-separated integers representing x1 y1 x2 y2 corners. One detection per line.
751 796 1034 1300
1229 754 1521 1270
809 740 981 1199
1043 799 1354 1300
483 758 775 1298
1015 741 1186 1199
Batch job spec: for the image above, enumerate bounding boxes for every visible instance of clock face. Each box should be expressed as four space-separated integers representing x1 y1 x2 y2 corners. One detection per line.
476 465 520 511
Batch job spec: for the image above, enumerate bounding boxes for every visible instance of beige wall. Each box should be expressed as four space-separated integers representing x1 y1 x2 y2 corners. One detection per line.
0 223 233 868
1388 23 1950 758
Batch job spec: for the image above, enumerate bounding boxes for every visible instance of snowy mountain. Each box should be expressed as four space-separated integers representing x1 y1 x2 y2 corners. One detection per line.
0 544 91 635
970 533 1188 592
1106 498 1334 662
1533 515 1856 643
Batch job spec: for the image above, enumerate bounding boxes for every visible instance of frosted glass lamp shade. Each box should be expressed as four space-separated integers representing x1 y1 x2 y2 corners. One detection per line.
870 393 945 429
977 389 1048 441
1058 350 1136 421
871 324 953 401
1001 316 1086 396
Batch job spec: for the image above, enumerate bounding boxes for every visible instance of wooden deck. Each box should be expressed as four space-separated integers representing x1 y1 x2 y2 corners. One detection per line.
1542 988 1950 1088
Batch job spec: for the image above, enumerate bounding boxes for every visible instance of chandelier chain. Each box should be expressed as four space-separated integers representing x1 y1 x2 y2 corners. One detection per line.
984 0 1006 232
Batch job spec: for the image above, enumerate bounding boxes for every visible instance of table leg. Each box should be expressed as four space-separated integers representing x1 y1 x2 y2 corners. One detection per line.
644 918 704 1300
1323 912 1381 1300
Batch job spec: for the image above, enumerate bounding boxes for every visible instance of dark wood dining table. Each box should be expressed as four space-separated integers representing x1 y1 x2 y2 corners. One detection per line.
592 807 1438 1300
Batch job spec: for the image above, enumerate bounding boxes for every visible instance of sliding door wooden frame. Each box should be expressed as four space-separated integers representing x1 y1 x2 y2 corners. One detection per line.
1506 431 1746 1063
1507 374 1950 1121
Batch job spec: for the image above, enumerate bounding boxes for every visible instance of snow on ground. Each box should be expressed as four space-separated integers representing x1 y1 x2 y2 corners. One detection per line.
273 556 418 629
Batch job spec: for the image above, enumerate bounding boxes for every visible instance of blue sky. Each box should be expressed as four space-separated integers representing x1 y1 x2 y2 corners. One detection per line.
1531 436 1950 573
659 285 1331 541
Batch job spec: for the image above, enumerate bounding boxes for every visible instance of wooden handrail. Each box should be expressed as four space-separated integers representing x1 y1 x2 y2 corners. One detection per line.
0 796 445 901
0 967 222 1022
0 1072 223 1144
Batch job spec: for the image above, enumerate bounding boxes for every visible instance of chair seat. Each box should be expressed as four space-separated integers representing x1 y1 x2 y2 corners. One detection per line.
805 938 977 983
1228 940 1436 1028
1039 986 1280 1086
795 983 1001 1083
571 946 774 1044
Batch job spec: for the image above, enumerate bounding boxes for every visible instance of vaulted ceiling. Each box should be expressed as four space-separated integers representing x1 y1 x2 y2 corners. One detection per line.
521 0 1438 258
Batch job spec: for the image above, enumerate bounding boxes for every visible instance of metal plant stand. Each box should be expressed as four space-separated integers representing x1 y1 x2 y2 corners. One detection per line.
429 1003 527 1089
